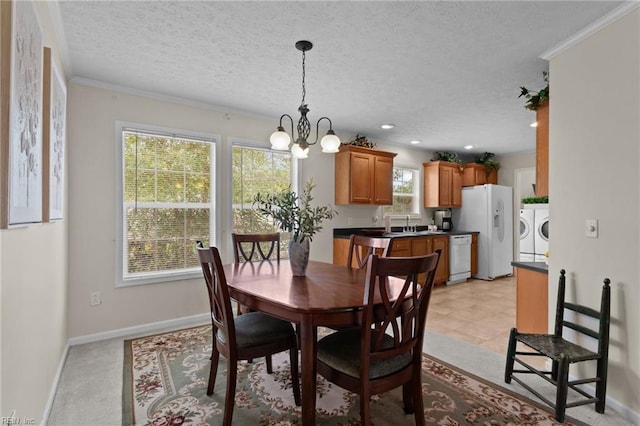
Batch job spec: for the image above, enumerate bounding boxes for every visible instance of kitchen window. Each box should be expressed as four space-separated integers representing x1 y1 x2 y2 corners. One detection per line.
384 166 420 216
116 123 218 286
231 141 296 258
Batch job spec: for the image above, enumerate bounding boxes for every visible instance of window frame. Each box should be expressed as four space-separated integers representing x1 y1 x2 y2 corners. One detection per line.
115 121 221 287
383 165 421 218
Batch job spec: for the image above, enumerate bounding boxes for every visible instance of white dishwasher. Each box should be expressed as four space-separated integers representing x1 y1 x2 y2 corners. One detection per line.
447 234 472 285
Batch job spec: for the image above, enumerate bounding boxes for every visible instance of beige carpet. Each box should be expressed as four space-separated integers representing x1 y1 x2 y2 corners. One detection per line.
123 325 583 425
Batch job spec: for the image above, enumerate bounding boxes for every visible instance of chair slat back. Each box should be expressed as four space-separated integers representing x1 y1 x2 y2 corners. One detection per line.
197 244 236 347
347 235 391 269
554 269 611 354
232 233 280 263
361 251 440 367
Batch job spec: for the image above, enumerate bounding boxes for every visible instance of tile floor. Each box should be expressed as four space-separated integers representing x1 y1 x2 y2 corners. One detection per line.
426 275 516 355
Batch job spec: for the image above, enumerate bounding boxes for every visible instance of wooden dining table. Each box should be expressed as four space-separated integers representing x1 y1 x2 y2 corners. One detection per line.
223 259 406 424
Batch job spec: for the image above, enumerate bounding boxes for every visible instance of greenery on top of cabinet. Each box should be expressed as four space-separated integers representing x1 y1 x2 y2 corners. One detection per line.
522 196 549 204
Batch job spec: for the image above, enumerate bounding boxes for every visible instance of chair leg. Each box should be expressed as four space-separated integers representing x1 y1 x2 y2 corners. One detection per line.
207 346 220 395
402 383 414 414
223 359 238 426
411 374 425 426
360 391 371 426
595 356 608 413
289 346 301 406
504 328 518 383
266 355 273 374
555 355 569 423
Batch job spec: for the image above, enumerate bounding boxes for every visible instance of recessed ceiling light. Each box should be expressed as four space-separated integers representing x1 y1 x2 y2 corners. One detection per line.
410 140 421 145
464 145 474 150
381 124 395 129
530 121 538 127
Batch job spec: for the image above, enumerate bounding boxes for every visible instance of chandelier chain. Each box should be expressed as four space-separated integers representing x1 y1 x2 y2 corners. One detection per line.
301 50 306 106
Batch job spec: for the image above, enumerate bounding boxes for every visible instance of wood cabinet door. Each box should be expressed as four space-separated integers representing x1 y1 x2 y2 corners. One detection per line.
390 238 411 257
349 153 374 203
432 236 449 284
451 168 462 207
373 156 394 205
438 167 452 206
333 238 351 266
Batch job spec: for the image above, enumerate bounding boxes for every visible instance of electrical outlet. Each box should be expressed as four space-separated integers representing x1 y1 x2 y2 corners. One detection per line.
90 291 102 306
585 219 598 238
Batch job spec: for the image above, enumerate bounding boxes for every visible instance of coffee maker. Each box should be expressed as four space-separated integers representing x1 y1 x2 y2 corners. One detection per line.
434 209 453 231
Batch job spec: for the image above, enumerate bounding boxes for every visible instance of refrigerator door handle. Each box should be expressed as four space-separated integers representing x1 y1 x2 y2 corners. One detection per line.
494 200 505 242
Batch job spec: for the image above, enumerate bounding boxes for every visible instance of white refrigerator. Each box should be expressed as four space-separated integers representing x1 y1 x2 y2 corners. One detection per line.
452 184 513 280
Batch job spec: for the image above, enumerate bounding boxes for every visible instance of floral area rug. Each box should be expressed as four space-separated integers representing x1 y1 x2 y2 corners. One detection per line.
123 325 582 425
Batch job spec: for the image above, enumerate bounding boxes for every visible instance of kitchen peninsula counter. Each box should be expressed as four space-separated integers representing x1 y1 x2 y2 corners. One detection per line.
333 227 477 239
511 261 548 333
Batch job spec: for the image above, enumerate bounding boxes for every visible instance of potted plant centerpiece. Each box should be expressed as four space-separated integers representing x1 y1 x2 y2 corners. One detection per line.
254 178 338 276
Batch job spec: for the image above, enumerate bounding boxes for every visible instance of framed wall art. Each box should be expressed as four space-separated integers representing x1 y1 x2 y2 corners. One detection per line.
6 0 44 226
0 1 11 228
42 47 66 222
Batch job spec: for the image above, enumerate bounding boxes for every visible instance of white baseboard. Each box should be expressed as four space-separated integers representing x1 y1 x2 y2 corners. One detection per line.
41 343 69 426
67 313 210 346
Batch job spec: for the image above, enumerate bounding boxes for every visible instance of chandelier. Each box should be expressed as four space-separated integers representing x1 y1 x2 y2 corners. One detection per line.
270 40 341 159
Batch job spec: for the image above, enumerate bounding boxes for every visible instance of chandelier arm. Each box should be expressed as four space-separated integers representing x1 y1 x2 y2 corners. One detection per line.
278 114 295 139
312 116 334 144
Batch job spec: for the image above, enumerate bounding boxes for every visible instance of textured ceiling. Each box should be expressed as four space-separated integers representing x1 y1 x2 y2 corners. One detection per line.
55 1 623 155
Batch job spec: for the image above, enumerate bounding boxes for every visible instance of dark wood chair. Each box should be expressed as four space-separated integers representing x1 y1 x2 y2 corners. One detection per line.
196 244 300 426
316 251 441 425
505 269 611 422
231 232 281 316
232 232 280 263
346 234 391 269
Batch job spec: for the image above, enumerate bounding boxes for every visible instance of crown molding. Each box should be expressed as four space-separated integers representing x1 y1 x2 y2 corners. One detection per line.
541 1 640 60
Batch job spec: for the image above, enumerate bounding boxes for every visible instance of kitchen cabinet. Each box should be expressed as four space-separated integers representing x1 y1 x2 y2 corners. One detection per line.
423 161 462 208
389 238 411 257
462 163 498 186
471 233 478 276
536 101 549 197
431 236 449 284
513 263 548 333
335 145 397 205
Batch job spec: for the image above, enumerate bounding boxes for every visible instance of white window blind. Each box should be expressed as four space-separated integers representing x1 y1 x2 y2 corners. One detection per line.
119 127 216 284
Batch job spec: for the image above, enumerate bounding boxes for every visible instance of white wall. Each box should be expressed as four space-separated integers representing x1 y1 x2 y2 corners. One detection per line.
550 8 639 416
0 2 68 422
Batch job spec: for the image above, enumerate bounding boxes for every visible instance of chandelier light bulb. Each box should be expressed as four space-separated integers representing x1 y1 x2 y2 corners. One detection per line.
320 132 341 153
270 129 291 150
291 143 309 159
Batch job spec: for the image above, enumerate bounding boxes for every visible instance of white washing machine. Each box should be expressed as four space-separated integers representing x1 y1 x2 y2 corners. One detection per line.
534 208 549 258
519 209 535 259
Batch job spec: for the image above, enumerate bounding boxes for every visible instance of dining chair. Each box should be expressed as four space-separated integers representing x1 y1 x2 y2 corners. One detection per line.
232 232 280 263
316 250 441 425
346 234 391 269
231 232 281 316
505 269 611 422
196 244 300 426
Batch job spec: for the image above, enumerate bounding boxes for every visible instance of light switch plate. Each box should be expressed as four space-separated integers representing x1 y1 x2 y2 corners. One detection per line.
585 219 598 238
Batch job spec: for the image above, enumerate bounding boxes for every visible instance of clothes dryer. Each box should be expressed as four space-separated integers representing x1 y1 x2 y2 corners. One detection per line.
534 208 549 257
519 209 535 257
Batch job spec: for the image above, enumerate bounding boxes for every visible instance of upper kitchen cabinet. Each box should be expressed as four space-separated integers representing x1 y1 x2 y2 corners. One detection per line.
423 161 462 208
536 101 549 197
462 163 497 186
335 145 397 205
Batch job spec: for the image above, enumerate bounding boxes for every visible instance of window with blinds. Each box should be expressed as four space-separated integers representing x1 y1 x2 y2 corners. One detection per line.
119 127 216 284
231 144 294 258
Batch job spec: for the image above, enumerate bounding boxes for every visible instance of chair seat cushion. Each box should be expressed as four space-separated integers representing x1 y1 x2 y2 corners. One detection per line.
220 312 295 348
517 333 599 362
317 328 411 379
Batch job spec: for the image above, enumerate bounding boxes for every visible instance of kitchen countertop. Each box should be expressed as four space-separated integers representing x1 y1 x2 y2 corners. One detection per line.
333 227 478 239
511 261 548 274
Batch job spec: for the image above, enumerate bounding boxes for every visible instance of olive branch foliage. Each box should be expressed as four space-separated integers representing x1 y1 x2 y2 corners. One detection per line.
253 179 338 243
